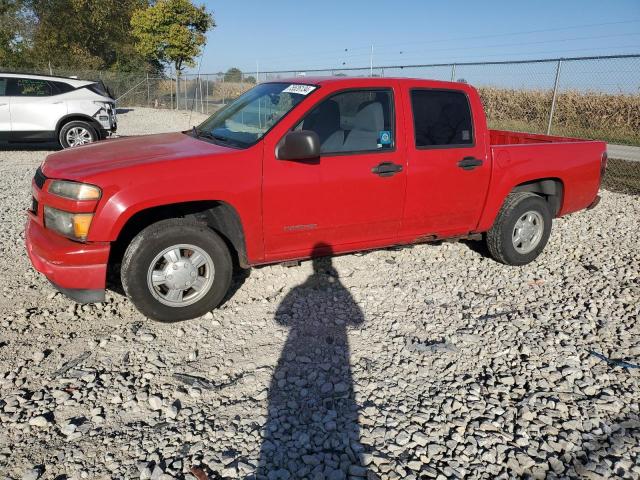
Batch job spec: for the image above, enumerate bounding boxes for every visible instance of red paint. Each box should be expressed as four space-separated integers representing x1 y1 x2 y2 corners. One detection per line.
26 77 606 293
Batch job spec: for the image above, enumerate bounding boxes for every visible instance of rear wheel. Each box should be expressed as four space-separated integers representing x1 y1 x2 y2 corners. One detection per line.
59 120 98 148
121 219 232 322
485 192 552 266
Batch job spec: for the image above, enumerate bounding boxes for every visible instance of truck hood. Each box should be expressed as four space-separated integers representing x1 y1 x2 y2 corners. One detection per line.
42 132 237 180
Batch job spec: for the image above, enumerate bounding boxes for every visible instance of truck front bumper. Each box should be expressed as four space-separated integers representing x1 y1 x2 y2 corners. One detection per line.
25 215 110 303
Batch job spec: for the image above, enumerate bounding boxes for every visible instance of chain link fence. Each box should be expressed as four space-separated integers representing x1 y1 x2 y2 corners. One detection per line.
16 54 640 194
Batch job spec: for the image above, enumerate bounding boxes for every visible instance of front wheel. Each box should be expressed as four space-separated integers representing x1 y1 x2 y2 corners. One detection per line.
121 219 232 322
485 192 552 266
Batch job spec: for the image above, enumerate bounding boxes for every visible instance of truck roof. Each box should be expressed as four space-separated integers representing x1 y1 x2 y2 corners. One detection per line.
0 72 94 88
269 76 468 90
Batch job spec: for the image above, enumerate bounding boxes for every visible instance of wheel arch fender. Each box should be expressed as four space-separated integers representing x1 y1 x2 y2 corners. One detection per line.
477 176 565 232
100 197 250 270
56 114 102 135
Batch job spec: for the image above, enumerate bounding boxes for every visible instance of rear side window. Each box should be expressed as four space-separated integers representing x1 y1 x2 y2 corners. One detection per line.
296 89 394 155
7 78 52 97
411 89 473 147
0 78 7 96
86 82 110 97
50 81 75 94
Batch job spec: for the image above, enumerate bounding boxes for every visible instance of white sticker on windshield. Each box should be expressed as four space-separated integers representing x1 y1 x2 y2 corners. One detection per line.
282 84 317 95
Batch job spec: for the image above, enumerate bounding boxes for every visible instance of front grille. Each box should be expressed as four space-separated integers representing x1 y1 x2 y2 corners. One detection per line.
31 197 39 214
34 167 47 189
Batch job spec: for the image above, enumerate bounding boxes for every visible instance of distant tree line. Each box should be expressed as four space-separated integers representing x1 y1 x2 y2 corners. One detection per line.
0 0 214 74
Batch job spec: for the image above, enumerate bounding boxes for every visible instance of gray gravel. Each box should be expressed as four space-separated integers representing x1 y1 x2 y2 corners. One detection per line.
1 108 639 479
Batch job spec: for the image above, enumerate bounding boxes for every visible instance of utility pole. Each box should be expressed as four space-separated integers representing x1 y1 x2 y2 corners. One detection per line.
256 61 259 84
547 59 563 135
370 45 374 77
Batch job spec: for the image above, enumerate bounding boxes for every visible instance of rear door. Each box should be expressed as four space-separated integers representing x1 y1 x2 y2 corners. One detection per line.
400 86 491 239
262 85 407 258
8 77 67 141
0 78 9 141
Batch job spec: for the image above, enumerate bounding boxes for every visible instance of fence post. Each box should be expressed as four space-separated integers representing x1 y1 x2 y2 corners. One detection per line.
547 59 562 135
450 64 456 81
146 73 150 106
200 76 204 113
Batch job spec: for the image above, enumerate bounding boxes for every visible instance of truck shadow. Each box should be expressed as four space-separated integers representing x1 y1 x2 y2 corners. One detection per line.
460 238 492 258
256 242 369 477
0 143 60 151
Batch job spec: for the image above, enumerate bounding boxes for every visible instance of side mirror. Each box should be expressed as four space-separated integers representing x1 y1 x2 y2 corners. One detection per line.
276 130 320 161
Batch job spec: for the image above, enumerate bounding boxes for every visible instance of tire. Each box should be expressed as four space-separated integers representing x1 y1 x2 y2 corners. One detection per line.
485 192 552 266
59 120 98 148
121 219 232 322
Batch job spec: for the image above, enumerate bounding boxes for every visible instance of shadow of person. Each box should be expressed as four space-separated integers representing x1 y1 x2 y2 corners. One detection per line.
257 243 366 479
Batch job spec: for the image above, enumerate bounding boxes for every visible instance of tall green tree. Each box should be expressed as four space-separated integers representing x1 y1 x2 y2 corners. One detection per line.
224 67 242 82
0 0 34 69
131 0 214 73
30 0 154 71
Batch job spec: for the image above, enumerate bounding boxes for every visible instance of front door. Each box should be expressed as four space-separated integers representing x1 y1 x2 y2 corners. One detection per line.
401 87 491 239
262 86 407 259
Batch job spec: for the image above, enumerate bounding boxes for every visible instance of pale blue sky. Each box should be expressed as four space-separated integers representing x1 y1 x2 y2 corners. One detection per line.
194 0 640 74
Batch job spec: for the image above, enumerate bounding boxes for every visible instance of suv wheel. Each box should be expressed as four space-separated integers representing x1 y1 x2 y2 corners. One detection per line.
59 120 98 148
485 192 552 266
121 219 232 322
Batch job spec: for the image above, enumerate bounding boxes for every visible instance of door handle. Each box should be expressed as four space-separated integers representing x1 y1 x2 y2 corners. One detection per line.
0 103 7 107
372 162 403 177
458 157 483 170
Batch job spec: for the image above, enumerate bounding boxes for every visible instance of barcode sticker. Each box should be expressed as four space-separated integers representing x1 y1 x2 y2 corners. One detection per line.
282 84 317 95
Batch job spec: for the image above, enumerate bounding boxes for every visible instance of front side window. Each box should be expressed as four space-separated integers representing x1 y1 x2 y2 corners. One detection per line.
411 89 473 147
0 78 7 96
8 78 53 97
196 82 316 148
296 89 394 155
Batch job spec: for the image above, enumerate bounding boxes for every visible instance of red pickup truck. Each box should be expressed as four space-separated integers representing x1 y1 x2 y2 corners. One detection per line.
26 77 606 321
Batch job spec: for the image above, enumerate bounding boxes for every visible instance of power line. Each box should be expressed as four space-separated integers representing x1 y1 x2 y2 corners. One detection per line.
333 32 640 61
251 33 640 72
257 51 640 74
244 18 640 66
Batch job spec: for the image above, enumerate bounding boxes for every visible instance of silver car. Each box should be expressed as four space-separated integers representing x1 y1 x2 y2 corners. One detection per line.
0 73 117 148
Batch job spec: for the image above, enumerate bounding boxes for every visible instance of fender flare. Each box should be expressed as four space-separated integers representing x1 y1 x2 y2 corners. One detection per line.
56 114 104 136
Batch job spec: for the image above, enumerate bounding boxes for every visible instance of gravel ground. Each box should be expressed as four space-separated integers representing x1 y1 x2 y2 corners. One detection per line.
1 108 639 480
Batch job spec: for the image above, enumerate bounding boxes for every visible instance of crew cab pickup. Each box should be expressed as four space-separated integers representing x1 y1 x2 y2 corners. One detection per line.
26 77 606 321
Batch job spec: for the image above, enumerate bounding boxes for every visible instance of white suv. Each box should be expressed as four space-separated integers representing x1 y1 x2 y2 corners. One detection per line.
0 73 117 148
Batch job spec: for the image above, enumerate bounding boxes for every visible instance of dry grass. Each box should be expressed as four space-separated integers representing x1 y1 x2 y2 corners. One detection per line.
479 87 640 146
602 158 640 194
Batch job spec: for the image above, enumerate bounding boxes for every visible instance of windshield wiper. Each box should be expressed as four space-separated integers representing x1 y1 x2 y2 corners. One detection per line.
198 131 246 148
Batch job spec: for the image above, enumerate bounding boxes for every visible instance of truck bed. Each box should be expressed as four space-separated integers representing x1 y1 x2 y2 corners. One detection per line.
481 130 606 231
490 129 588 146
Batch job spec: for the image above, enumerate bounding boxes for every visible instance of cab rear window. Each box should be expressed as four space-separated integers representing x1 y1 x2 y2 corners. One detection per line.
411 89 473 148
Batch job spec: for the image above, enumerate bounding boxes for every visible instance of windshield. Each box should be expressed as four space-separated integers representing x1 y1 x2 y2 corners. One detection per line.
195 82 317 148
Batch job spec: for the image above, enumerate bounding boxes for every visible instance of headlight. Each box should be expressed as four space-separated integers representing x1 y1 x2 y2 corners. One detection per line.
44 206 94 241
48 180 101 201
